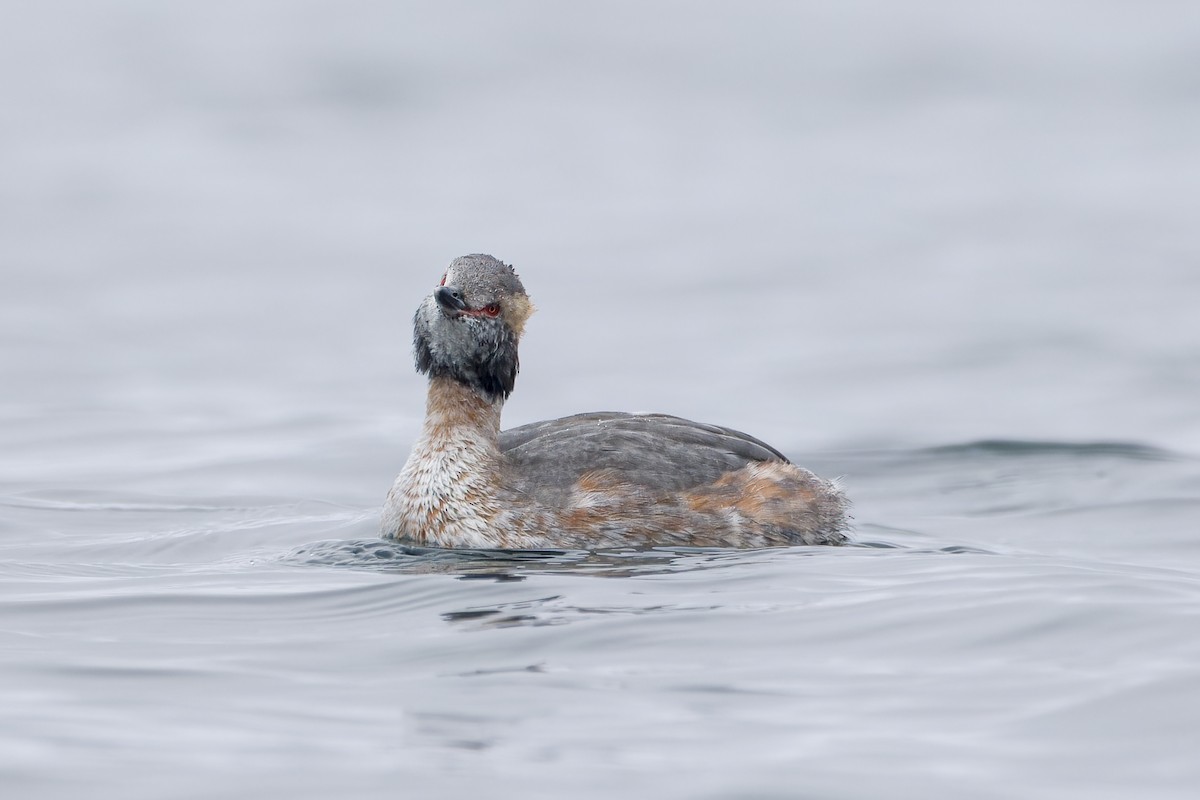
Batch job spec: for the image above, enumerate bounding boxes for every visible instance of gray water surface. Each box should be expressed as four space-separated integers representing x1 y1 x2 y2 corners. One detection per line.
3 2 1200 798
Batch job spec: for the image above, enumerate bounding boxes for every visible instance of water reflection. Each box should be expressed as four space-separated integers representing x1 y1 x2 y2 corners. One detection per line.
286 538 846 580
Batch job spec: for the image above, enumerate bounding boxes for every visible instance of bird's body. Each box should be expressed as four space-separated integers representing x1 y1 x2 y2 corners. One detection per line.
381 255 848 549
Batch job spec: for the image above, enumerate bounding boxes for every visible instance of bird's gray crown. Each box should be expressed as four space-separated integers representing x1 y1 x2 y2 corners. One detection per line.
443 254 525 305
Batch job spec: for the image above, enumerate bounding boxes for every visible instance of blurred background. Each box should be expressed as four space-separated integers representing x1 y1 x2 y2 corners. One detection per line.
4 4 1200 799
3 1 1199 506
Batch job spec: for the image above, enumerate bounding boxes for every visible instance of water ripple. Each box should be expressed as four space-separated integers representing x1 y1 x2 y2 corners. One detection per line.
920 439 1185 461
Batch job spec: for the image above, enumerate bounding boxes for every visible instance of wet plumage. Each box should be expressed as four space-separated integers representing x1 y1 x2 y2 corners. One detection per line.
381 254 848 549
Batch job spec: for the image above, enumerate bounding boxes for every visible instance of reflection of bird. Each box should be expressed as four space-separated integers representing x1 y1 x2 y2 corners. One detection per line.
381 254 848 549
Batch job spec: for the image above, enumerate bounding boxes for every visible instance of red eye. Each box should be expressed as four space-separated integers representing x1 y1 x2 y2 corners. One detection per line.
439 274 447 286
482 303 501 317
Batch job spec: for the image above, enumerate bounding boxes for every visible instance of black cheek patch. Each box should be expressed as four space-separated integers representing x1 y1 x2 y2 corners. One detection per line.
412 311 519 403
477 349 518 400
413 317 435 375
474 326 519 400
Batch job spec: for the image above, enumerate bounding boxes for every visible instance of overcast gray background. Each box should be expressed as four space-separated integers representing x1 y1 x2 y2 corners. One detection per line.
3 3 1200 799
4 0 1198 465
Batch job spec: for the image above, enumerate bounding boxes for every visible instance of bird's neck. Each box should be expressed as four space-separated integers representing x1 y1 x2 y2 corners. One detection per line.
382 376 507 547
420 375 504 446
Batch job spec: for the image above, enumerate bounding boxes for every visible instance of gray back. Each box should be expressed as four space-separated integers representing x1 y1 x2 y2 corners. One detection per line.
499 412 790 504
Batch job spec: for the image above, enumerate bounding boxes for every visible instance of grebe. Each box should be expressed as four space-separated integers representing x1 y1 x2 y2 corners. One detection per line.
381 254 848 549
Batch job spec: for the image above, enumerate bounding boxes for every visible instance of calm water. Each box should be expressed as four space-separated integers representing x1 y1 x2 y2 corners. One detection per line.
3 2 1200 798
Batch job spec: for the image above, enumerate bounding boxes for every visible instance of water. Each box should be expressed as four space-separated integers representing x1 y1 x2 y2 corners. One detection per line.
3 2 1200 798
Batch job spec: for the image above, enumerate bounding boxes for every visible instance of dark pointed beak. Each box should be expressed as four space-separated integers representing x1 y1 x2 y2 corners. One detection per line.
434 286 468 314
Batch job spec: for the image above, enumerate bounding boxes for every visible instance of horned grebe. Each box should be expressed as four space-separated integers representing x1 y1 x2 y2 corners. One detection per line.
381 254 848 549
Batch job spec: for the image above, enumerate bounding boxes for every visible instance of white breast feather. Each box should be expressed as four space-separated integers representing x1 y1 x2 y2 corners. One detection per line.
382 427 499 548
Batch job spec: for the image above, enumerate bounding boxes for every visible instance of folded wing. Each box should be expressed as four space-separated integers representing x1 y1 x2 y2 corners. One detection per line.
499 412 792 503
